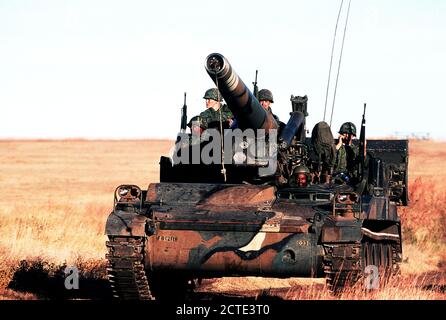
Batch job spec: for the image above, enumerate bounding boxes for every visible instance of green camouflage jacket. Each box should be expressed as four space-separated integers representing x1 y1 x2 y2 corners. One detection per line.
198 104 233 129
334 143 359 177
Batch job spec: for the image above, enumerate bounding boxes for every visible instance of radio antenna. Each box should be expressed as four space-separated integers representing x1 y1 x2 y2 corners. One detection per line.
330 0 352 127
323 0 344 122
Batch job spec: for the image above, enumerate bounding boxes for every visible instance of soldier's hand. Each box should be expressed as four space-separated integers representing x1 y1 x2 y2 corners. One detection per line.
336 135 344 150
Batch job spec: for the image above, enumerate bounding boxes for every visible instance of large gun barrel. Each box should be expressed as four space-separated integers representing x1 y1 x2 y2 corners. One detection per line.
205 53 278 131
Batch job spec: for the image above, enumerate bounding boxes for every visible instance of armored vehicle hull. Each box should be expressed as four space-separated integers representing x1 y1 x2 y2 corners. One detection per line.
105 53 407 300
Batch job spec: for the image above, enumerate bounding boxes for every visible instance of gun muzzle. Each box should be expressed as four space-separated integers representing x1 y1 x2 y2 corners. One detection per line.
205 53 278 131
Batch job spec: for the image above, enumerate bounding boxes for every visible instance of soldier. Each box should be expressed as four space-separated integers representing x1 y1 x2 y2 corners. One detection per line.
258 89 280 121
195 88 233 132
290 165 311 187
334 122 360 183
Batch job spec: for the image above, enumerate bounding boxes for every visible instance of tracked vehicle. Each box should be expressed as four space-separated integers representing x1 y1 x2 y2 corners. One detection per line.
105 53 408 299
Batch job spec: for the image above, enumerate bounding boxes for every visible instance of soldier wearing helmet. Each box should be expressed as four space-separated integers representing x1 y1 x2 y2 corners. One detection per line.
290 165 311 187
203 88 222 103
258 88 283 126
258 89 274 110
334 122 360 182
191 88 233 133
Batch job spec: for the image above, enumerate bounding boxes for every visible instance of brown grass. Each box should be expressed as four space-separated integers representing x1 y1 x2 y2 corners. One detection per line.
0 139 445 300
0 140 172 298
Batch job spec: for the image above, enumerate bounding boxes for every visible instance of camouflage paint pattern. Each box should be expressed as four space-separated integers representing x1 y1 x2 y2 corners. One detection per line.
144 183 324 277
104 53 408 299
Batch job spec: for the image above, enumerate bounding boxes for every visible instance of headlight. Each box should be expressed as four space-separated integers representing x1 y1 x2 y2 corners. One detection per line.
336 193 359 204
115 185 141 202
119 188 129 197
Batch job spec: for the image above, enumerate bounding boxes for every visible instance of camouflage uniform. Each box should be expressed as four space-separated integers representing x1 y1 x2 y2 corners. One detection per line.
334 122 360 181
334 144 359 175
198 104 233 130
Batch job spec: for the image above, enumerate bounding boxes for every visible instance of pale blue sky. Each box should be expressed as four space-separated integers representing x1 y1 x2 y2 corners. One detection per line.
1 0 445 139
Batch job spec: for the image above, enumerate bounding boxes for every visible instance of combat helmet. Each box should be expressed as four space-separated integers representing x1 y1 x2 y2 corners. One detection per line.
258 89 274 103
339 122 357 136
203 88 222 102
293 165 310 175
291 165 311 186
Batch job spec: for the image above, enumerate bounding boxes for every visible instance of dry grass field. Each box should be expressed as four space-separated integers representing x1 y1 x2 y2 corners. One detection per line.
0 139 445 300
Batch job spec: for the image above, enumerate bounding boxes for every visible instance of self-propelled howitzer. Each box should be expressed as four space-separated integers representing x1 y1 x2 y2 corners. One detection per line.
104 53 408 300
